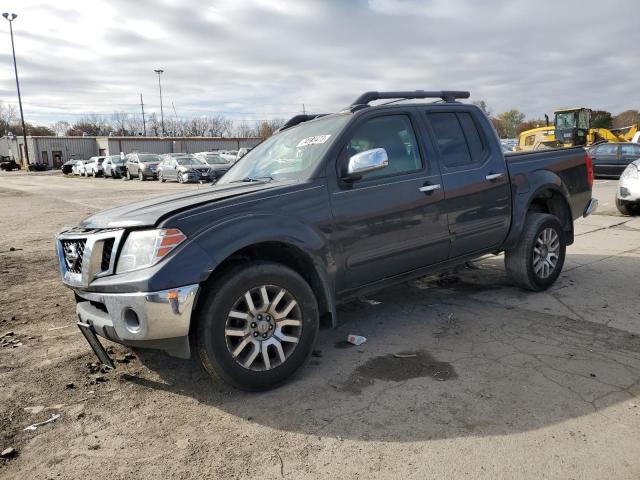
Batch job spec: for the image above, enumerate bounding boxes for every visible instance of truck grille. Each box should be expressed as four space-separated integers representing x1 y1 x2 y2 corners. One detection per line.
60 239 86 274
56 228 124 287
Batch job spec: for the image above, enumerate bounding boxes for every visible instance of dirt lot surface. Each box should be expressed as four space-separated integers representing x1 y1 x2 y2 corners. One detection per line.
1 173 639 479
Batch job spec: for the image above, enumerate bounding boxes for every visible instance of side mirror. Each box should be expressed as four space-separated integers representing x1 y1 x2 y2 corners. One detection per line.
343 148 388 180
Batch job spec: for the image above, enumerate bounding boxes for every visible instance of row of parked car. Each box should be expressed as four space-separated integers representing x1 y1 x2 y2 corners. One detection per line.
62 149 251 183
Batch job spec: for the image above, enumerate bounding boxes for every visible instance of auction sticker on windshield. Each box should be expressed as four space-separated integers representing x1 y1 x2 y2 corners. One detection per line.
297 135 331 147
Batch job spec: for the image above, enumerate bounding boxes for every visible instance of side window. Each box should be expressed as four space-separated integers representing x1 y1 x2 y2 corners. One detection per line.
343 114 422 179
598 144 618 155
458 113 485 163
525 134 535 146
621 144 640 156
427 112 472 168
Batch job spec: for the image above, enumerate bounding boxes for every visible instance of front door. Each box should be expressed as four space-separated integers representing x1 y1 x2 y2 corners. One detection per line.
329 111 449 291
52 151 63 168
423 109 510 258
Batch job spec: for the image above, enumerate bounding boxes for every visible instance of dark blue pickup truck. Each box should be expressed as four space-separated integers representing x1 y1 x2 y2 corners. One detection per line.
56 90 597 390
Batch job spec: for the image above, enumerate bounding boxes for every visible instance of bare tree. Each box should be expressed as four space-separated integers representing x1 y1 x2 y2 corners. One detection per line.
185 116 210 136
52 121 70 136
0 101 17 136
110 111 130 136
258 119 285 139
235 120 259 138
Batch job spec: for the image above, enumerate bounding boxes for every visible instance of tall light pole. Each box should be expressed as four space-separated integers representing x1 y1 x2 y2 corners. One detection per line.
3 13 29 166
154 69 165 136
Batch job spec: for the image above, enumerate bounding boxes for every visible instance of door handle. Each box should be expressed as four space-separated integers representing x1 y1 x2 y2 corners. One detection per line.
485 173 504 181
419 184 441 193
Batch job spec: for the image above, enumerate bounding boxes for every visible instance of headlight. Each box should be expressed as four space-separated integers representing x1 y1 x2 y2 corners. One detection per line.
621 165 640 180
116 229 186 274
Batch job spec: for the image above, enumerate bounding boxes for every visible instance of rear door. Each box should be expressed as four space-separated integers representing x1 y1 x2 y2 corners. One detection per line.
592 143 619 176
329 110 449 290
423 108 510 258
620 144 640 173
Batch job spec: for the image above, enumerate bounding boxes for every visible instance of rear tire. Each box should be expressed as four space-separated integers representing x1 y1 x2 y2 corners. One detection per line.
505 213 566 291
196 261 319 391
616 197 640 216
159 173 166 183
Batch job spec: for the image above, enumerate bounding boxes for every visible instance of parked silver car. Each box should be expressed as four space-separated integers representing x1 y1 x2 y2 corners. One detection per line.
103 155 126 178
158 155 212 183
194 152 232 182
125 153 160 181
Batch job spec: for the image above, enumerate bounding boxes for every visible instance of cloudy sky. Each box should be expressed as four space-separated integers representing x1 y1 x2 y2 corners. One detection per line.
0 0 638 126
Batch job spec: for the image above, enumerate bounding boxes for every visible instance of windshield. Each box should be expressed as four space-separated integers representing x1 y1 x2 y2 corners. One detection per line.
138 154 159 163
110 157 124 164
203 155 227 164
555 112 576 129
219 115 350 184
177 157 204 166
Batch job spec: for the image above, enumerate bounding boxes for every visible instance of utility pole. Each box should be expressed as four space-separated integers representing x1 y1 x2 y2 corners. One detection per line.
171 101 179 136
154 69 165 136
3 13 29 167
140 94 147 137
302 103 306 115
140 93 147 136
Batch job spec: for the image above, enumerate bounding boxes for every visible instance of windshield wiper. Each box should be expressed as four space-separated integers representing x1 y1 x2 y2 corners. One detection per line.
231 176 274 183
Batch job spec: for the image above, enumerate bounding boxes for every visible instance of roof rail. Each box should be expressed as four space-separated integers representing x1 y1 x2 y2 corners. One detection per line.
350 90 470 108
277 113 329 132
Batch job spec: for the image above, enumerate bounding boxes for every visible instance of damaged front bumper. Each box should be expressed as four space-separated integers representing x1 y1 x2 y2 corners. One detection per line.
74 284 199 359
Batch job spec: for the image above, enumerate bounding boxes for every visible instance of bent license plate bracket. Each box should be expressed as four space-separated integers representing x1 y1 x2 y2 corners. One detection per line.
77 321 115 369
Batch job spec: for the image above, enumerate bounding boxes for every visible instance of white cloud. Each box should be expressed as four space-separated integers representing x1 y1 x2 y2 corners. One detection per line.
0 0 638 126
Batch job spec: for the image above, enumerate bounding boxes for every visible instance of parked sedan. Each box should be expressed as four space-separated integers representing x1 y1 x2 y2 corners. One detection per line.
158 155 212 183
125 153 160 181
103 155 126 178
194 152 232 181
61 160 77 175
85 156 106 177
219 150 238 162
616 159 640 216
589 142 640 178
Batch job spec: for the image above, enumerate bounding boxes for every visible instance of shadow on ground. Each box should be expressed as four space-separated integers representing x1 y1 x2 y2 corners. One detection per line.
126 253 640 442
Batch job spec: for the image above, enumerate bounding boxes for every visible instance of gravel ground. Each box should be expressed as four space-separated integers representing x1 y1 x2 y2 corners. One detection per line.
1 172 639 479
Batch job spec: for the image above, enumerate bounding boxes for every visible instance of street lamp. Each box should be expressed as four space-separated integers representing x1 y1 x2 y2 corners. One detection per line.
2 12 29 166
154 69 165 136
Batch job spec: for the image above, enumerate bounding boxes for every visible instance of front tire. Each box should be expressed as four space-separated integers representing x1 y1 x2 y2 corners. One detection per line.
196 261 319 391
505 213 566 291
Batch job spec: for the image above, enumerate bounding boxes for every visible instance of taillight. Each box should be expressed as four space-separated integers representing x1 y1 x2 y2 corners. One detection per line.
585 153 594 188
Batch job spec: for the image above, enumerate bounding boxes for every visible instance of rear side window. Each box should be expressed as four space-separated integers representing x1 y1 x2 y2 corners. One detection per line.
458 113 485 162
427 112 487 168
621 144 640 156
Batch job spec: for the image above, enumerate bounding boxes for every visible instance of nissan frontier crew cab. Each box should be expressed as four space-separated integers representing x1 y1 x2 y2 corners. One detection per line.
56 90 597 391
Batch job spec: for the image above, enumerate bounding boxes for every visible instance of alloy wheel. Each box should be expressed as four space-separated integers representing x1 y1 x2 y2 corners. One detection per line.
533 227 560 279
224 285 303 371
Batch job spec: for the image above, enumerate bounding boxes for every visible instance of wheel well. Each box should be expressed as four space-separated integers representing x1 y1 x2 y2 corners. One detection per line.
528 189 574 244
195 242 333 328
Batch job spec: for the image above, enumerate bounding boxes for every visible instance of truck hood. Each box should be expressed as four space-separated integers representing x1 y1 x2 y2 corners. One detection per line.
80 181 286 229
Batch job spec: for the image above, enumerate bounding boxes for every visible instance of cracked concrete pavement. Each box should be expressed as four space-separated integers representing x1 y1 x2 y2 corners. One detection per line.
0 174 639 479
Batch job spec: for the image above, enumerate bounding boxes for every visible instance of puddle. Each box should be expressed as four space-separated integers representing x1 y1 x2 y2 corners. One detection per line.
341 350 457 394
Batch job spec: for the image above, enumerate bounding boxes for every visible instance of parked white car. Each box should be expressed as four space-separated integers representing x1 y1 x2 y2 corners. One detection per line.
219 150 238 162
84 156 106 177
74 160 91 176
616 159 640 216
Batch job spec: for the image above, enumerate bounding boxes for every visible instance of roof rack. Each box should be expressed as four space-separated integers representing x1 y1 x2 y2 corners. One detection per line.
277 113 329 132
350 90 470 108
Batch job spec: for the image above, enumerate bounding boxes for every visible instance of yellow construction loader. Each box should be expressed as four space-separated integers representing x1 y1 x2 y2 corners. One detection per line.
515 107 639 151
